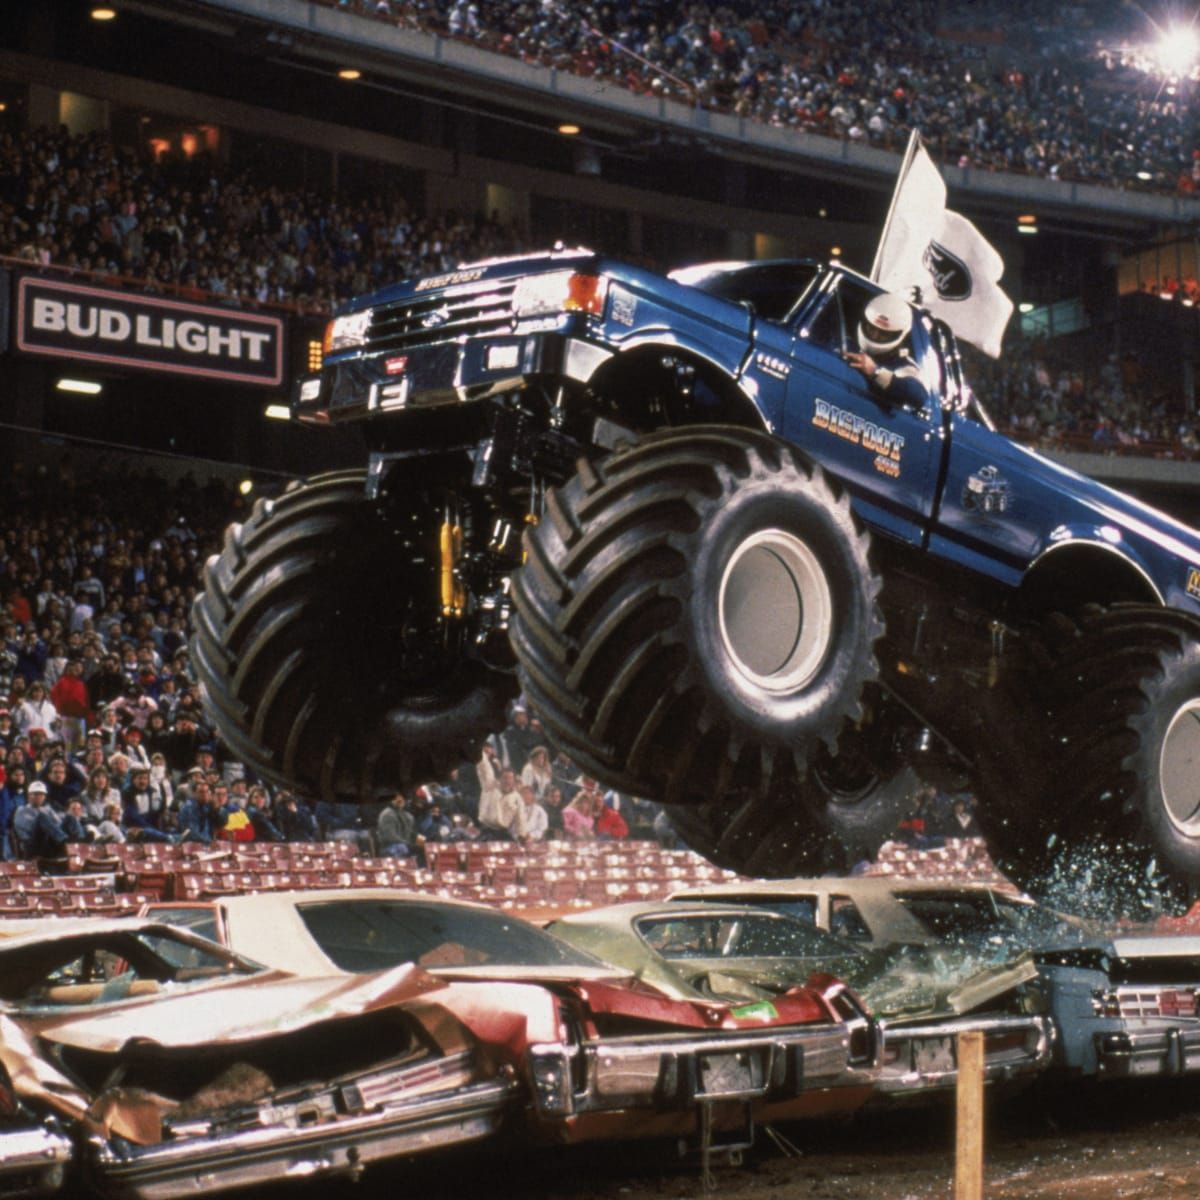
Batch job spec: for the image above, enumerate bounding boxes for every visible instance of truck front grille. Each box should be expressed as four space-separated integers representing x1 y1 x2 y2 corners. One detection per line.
367 281 518 353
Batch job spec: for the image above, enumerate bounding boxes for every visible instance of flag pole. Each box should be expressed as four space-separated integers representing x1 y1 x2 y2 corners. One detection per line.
870 127 922 282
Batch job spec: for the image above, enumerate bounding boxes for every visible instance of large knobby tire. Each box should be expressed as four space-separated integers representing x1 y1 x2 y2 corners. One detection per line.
664 687 920 875
979 604 1200 914
191 470 514 802
510 426 883 807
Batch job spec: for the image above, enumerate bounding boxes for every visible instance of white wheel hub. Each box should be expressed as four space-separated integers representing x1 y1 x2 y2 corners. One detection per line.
1161 698 1200 836
718 529 833 693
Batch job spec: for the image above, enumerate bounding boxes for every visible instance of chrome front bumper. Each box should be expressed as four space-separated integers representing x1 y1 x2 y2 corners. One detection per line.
875 1014 1054 1096
88 1077 518 1200
1095 1024 1200 1079
528 1024 854 1118
0 1125 74 1199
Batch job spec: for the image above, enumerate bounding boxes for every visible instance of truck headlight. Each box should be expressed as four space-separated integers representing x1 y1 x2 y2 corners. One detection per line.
323 308 373 355
513 271 607 318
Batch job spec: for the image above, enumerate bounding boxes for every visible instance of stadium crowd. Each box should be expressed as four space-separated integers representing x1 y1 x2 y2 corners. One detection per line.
0 125 524 312
0 458 668 862
327 0 1200 193
970 336 1200 458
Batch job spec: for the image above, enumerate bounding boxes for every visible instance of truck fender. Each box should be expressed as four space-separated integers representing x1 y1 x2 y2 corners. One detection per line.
1020 527 1163 611
586 334 771 433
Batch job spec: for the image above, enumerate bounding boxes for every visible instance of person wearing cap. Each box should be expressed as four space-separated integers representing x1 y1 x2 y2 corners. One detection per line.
12 781 68 859
843 292 928 410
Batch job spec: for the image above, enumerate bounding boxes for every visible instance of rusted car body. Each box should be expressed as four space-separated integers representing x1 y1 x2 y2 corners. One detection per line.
0 918 517 1198
141 889 876 1148
548 901 1053 1100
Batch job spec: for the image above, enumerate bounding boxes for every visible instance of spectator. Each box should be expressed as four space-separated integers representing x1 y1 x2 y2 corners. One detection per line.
12 781 68 858
16 682 58 738
479 766 522 840
49 659 90 752
0 763 29 859
122 763 167 831
511 784 549 843
595 796 630 840
94 801 128 845
42 756 81 811
562 791 597 840
377 791 417 858
247 785 284 842
277 791 321 843
520 745 554 800
61 797 95 843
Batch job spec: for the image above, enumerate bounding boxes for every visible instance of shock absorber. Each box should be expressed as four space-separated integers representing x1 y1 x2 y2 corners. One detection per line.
440 500 466 619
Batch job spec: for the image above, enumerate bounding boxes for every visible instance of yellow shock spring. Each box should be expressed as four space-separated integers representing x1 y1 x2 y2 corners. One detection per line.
440 519 467 618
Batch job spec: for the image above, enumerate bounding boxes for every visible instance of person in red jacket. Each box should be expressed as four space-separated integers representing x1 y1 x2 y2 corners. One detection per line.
595 797 629 841
50 659 91 754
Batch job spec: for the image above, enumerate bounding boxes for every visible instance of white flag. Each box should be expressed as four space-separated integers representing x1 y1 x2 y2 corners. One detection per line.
872 142 1013 358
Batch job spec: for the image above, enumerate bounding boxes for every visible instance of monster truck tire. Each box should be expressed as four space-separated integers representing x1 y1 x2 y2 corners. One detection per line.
1050 605 1200 906
510 426 883 806
191 469 514 802
664 756 920 877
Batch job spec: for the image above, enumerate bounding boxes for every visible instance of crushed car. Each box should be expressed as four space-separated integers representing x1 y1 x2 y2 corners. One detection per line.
141 889 878 1150
548 901 1053 1101
0 918 518 1199
669 877 1200 1084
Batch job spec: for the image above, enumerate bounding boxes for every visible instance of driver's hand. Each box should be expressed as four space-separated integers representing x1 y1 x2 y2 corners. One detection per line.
844 351 877 378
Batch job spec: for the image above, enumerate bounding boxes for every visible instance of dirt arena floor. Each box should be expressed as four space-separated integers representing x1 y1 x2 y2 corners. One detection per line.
268 1078 1200 1200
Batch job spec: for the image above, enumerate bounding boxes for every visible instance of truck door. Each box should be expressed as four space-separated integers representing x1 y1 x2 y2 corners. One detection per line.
782 277 944 548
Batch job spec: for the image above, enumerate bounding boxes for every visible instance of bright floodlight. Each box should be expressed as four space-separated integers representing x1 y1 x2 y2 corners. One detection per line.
1157 24 1200 76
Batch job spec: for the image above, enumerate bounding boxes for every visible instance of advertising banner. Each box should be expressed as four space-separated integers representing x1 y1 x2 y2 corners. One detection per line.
13 274 285 387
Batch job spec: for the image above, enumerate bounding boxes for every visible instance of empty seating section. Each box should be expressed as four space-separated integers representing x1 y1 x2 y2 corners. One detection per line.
0 838 998 918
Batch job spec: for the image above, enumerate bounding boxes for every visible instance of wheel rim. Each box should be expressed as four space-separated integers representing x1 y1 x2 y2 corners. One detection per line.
718 528 833 693
1161 698 1200 836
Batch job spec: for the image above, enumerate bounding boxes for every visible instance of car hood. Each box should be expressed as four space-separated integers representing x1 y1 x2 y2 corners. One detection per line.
30 962 446 1054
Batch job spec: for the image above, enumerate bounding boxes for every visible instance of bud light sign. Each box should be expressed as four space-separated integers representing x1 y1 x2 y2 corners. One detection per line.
15 275 285 387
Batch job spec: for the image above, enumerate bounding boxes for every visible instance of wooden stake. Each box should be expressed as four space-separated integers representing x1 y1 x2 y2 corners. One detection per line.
955 1030 985 1200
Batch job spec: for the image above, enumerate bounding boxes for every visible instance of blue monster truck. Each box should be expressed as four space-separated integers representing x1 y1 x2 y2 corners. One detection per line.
192 251 1200 907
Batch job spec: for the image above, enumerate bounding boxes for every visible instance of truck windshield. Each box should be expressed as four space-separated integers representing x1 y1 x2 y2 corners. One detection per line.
672 262 820 322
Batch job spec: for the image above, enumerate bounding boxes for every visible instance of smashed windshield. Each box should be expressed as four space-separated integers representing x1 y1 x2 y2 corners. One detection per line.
636 912 861 961
297 899 603 972
0 928 258 1007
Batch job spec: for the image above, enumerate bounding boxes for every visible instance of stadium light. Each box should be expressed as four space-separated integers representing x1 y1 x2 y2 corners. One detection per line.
56 378 102 395
1156 24 1199 76
338 68 361 81
558 124 581 136
264 404 291 420
91 7 117 20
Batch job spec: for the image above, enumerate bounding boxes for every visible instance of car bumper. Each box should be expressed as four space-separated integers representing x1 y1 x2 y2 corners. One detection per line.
87 1077 518 1200
874 1014 1054 1096
0 1125 74 1199
1095 1024 1200 1079
528 1023 855 1125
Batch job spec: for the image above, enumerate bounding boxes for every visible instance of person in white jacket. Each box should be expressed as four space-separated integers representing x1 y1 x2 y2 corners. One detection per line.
15 682 59 738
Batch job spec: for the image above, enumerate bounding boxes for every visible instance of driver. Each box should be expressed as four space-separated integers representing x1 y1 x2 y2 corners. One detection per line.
843 292 928 409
